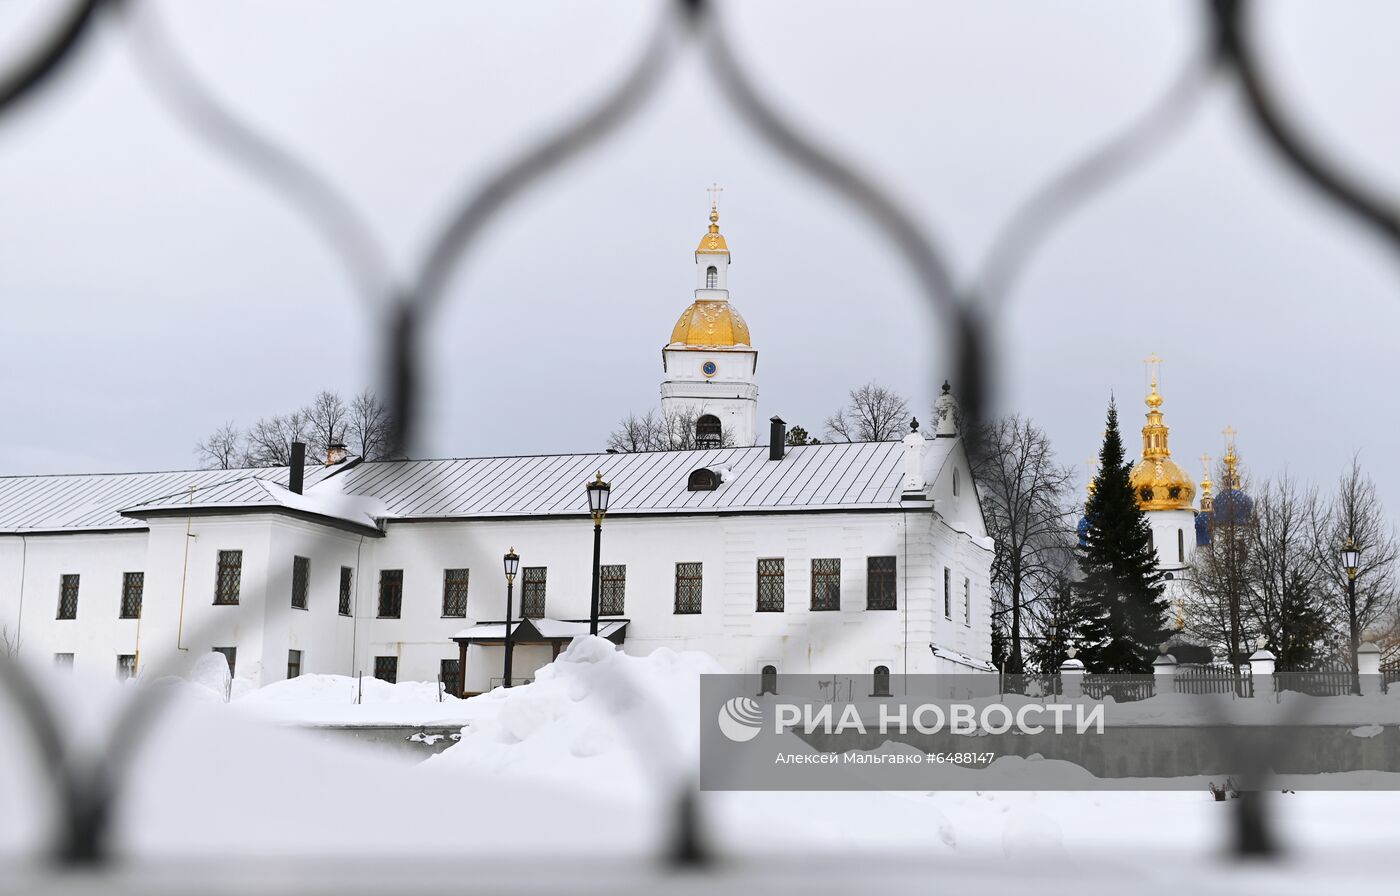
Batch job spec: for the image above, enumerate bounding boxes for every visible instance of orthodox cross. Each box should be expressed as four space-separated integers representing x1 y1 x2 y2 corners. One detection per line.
707 182 723 210
1143 352 1163 387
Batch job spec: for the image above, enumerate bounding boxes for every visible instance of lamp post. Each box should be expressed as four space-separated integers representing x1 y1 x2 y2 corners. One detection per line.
502 547 519 688
1341 537 1362 690
585 472 612 635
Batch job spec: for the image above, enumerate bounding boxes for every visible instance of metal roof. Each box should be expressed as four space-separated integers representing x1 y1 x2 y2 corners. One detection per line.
330 440 948 520
0 466 334 533
0 440 952 534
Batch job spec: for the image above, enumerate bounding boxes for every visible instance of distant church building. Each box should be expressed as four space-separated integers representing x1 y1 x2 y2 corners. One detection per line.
0 201 994 694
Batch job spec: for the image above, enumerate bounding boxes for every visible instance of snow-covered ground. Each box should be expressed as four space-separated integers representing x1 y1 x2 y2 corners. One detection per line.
231 672 472 726
1 639 1398 869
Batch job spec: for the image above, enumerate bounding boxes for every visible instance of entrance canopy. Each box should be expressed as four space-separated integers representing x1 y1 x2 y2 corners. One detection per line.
450 618 628 648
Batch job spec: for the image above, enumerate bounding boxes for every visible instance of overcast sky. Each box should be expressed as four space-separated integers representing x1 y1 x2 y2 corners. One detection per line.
1 0 1397 524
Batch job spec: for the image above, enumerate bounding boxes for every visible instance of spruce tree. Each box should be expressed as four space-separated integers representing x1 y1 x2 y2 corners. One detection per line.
1072 399 1170 673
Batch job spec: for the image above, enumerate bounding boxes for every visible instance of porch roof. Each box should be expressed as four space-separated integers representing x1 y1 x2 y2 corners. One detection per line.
450 617 628 646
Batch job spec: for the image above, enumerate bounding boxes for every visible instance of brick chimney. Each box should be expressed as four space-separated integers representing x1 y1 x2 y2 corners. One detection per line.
326 443 348 467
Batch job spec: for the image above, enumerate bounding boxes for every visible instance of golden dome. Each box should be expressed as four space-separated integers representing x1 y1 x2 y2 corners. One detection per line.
1130 370 1194 511
696 204 729 255
670 300 750 347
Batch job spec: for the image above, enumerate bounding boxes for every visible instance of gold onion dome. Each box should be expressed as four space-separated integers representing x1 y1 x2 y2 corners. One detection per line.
670 203 750 347
1129 376 1195 511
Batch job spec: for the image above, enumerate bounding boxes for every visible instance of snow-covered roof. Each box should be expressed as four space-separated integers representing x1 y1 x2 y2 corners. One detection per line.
330 440 951 520
0 466 335 534
0 439 958 534
452 618 629 642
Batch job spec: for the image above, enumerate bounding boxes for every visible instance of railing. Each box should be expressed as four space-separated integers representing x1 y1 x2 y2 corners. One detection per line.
1176 664 1253 698
1276 669 1358 697
1080 674 1155 703
998 672 1060 699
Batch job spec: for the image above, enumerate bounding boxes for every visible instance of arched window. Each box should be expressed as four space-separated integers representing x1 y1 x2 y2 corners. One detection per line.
953 467 960 496
1178 529 1185 563
706 265 718 289
872 665 891 697
696 414 722 449
760 664 778 695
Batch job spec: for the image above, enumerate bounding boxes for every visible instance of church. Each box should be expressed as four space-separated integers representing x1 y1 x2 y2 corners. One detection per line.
0 202 994 695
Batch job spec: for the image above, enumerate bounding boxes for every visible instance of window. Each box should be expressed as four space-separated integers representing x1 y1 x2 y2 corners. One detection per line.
963 577 971 625
943 567 951 619
867 556 897 610
674 562 703 614
116 654 136 681
600 564 626 616
120 571 144 619
440 658 461 698
378 569 403 618
521 567 547 618
54 653 74 668
1178 529 1185 563
287 649 303 679
374 655 398 684
705 265 718 288
760 664 778 696
56 574 80 619
872 665 891 697
442 568 469 618
811 558 841 611
696 414 722 450
953 467 960 496
213 646 237 676
291 556 310 610
756 558 785 612
215 550 242 605
338 566 354 616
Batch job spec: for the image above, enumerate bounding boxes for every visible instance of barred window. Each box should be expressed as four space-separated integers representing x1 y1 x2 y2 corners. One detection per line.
521 567 547 619
374 655 398 684
378 569 403 618
116 654 136 681
943 567 952 618
215 550 242 605
696 414 722 450
442 568 469 617
674 562 702 614
811 558 841 611
440 658 461 697
867 556 897 610
291 556 310 610
57 574 79 620
756 558 785 612
600 564 626 616
287 649 303 680
338 566 354 616
54 653 74 668
213 646 237 676
963 577 971 625
120 571 144 619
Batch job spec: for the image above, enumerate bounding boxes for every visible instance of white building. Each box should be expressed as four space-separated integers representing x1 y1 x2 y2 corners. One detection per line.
0 204 994 694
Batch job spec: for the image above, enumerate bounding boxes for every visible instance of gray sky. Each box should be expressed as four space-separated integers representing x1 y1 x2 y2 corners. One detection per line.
1 0 1397 525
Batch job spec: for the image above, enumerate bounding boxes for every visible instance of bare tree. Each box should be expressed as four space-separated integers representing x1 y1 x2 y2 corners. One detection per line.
969 415 1077 673
195 421 246 470
348 389 394 461
606 406 734 452
0 624 19 658
244 411 310 467
824 382 910 442
1314 456 1398 676
1246 472 1330 670
1182 458 1255 665
304 391 349 463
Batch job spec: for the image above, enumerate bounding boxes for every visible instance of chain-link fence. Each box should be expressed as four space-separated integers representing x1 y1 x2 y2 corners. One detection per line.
3 0 1399 889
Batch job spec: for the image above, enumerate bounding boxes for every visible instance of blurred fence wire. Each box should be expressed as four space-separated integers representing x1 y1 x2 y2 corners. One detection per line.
2 0 1399 882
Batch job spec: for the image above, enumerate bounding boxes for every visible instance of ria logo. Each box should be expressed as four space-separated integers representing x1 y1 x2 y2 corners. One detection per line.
716 696 764 742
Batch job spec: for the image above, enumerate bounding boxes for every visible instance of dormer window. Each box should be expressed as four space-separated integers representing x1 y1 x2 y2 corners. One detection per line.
687 468 720 491
706 265 718 289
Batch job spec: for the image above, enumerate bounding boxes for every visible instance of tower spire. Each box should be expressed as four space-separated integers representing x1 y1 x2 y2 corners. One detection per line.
1199 453 1214 512
1221 426 1241 490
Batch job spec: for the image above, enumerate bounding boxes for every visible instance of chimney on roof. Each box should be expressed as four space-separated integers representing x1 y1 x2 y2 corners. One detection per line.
769 416 786 461
326 443 348 467
289 441 306 494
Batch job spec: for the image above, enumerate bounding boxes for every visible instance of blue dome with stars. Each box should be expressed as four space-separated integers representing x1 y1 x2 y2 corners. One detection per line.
1212 487 1254 526
1195 510 1213 546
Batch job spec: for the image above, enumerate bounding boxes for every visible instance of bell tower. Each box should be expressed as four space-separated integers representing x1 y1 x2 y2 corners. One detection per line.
661 190 758 447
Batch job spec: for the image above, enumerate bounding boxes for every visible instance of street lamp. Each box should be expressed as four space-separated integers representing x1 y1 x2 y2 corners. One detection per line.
503 547 519 688
1341 538 1362 689
586 472 612 635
